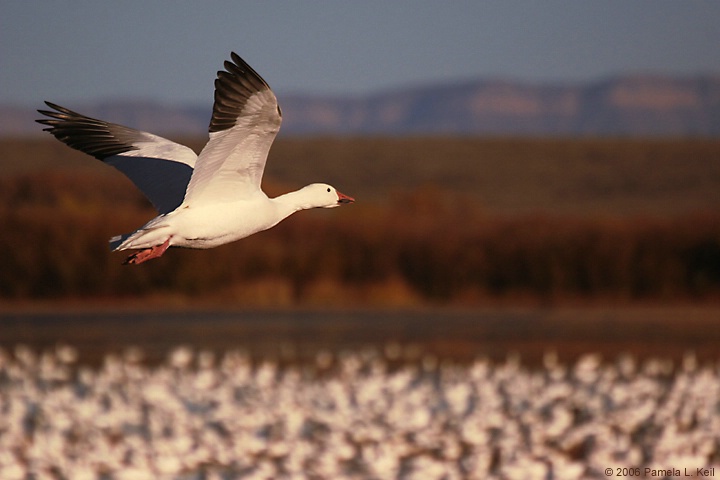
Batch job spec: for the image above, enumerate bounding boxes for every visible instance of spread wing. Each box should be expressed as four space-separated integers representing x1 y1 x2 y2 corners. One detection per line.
182 52 282 206
37 102 197 214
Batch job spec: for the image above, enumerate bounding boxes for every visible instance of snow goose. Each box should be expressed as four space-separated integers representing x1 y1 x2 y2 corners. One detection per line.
37 52 354 264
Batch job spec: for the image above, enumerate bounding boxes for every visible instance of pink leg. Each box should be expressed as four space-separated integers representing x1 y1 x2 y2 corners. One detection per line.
123 238 171 265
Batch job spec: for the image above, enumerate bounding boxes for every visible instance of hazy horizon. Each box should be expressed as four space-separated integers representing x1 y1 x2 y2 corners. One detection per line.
2 2 720 108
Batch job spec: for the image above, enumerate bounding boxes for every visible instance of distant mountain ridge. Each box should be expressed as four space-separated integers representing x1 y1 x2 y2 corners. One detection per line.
4 74 720 137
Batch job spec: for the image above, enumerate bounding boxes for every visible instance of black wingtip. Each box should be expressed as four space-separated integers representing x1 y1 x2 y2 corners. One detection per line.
208 52 278 133
35 101 141 160
37 101 54 117
38 101 61 115
34 119 53 129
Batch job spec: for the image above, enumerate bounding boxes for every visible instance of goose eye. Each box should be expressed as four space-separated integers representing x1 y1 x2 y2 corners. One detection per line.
327 188 331 192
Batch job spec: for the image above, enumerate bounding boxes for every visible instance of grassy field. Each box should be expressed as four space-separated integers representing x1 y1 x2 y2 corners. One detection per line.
1 136 719 305
4 136 720 214
270 136 720 216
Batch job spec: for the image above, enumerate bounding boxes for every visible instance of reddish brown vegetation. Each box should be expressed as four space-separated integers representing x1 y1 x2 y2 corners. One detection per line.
1 174 719 305
1 137 719 305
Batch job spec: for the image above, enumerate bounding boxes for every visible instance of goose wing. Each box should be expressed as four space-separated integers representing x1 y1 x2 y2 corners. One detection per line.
182 52 282 206
36 102 197 214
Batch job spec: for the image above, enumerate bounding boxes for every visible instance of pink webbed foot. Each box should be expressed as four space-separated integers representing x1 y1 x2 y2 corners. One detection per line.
123 238 171 265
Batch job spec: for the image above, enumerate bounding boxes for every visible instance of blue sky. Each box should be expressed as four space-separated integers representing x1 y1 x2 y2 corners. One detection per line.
2 1 719 107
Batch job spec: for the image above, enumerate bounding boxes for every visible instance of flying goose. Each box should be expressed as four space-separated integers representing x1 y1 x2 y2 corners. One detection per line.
37 52 354 264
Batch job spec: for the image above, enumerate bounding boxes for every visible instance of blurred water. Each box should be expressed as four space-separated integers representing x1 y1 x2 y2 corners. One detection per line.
1 308 718 366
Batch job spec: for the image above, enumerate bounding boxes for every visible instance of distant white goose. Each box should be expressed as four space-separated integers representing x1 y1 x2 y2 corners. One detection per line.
37 52 354 264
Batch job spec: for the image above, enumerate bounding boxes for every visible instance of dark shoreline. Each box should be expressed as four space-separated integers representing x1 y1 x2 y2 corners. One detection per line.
2 306 718 367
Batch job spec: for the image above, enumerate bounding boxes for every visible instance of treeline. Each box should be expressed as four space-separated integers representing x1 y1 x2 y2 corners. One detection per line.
0 174 719 305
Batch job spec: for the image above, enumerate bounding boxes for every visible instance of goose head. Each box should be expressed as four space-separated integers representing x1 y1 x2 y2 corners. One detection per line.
299 183 355 209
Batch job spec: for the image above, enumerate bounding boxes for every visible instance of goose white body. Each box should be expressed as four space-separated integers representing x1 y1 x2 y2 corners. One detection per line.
121 184 343 251
37 52 353 264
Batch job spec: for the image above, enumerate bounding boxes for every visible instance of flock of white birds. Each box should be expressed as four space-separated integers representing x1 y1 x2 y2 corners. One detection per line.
0 345 718 479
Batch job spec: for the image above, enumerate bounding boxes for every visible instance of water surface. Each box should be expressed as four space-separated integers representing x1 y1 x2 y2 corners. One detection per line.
2 307 717 365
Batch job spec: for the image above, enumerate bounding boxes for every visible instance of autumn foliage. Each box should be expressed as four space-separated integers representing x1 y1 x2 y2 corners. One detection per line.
1 176 719 305
1 137 719 305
